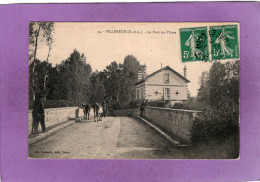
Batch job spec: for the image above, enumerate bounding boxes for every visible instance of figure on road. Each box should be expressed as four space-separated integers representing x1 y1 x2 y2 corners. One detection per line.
102 101 108 117
82 103 91 120
93 103 102 122
32 94 46 134
140 99 147 117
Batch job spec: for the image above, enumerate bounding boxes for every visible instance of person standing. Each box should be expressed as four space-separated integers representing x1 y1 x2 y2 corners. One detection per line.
32 94 46 134
140 99 147 117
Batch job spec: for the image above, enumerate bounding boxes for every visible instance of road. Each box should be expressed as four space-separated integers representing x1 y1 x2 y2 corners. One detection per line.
29 116 185 159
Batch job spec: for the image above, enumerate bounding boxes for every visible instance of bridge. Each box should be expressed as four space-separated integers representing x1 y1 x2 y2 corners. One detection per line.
28 107 218 159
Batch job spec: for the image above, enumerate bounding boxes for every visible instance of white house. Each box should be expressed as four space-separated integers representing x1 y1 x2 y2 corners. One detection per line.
135 65 190 103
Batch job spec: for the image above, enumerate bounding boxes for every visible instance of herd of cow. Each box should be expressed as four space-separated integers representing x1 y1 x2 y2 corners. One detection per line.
82 102 115 122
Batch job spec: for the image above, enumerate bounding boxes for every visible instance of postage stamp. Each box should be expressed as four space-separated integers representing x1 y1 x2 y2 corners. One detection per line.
209 25 239 60
180 27 209 62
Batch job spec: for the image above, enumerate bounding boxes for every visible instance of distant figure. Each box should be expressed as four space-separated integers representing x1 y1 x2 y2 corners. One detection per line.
32 94 46 134
102 101 108 118
75 107 79 118
82 103 91 120
140 99 147 117
93 103 102 122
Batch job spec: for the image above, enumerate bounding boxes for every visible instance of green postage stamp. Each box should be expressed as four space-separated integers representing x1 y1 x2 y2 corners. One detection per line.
180 24 239 62
180 27 209 62
210 25 239 60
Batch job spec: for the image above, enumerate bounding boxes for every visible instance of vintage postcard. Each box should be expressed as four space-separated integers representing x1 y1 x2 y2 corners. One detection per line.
1 2 260 182
28 22 240 159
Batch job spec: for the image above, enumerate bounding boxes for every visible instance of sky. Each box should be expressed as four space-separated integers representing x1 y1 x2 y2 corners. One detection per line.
35 22 238 97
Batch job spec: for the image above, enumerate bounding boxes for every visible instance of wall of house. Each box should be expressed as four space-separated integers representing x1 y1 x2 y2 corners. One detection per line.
136 69 188 101
136 82 145 100
146 69 187 85
145 85 188 101
143 107 200 142
28 107 83 134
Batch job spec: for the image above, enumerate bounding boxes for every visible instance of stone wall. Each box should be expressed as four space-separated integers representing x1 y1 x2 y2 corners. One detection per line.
143 107 201 142
28 107 84 134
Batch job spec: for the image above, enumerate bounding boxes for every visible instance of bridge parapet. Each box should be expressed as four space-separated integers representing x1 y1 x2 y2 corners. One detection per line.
144 106 201 142
28 107 84 134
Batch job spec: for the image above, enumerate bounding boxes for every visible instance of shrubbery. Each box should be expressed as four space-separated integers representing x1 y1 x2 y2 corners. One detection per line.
29 100 80 109
192 101 239 144
147 100 170 108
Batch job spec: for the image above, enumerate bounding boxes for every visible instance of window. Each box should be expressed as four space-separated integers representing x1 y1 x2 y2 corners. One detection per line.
164 73 170 83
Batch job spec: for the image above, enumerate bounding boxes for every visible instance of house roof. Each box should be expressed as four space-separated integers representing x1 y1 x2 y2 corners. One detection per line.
135 65 190 85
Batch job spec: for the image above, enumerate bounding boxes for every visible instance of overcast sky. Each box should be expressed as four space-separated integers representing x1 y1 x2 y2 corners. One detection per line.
35 22 238 97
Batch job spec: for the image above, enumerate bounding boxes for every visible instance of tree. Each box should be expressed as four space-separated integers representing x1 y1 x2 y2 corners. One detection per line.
197 60 239 110
29 22 55 100
197 71 209 104
121 55 141 102
90 72 106 104
60 50 92 105
103 61 124 102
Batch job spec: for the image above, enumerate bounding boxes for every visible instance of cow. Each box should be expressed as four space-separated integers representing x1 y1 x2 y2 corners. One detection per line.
82 103 91 120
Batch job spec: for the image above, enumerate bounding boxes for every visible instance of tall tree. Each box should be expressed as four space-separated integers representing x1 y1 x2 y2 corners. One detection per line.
90 72 106 104
29 22 55 100
121 55 140 102
60 50 92 105
103 61 124 102
197 60 239 110
197 71 209 104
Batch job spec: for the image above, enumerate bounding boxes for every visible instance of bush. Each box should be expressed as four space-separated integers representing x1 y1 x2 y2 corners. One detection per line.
172 103 185 109
192 102 239 144
147 100 170 108
128 100 142 109
29 100 75 109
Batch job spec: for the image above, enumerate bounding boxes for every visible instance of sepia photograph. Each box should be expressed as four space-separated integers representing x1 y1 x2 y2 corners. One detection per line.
28 22 240 159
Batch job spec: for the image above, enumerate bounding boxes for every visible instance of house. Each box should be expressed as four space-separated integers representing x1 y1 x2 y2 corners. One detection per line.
135 65 190 103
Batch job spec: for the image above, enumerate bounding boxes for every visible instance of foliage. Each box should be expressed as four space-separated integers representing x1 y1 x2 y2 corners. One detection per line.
147 100 170 108
29 22 55 101
29 22 55 63
89 71 106 104
191 60 240 144
29 49 92 107
197 60 239 109
172 103 185 109
192 100 239 144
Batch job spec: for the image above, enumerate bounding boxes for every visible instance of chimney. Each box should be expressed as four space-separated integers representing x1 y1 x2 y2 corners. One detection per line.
138 69 143 81
142 64 147 79
184 65 187 78
137 64 147 81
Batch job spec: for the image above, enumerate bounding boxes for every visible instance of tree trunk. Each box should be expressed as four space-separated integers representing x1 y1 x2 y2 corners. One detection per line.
44 70 47 93
116 80 120 102
43 46 51 96
32 24 41 101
